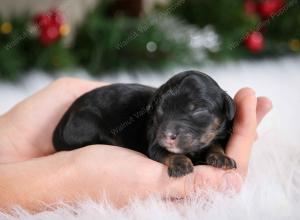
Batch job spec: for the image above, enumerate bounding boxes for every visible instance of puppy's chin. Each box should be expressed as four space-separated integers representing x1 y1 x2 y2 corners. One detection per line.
158 141 183 153
165 147 183 154
158 139 204 154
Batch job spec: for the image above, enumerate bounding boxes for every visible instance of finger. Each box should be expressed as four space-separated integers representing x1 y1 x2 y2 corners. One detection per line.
226 88 257 177
256 96 272 126
254 96 273 140
192 166 243 192
166 166 243 199
162 166 222 199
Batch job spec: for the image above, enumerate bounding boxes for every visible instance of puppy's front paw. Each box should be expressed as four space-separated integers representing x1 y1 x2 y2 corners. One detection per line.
165 155 194 178
206 153 237 169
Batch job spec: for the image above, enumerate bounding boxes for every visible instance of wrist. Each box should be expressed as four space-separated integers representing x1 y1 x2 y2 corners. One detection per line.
0 115 20 163
0 151 78 211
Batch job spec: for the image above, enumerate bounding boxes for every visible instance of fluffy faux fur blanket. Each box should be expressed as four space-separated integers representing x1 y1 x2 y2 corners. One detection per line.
0 56 299 219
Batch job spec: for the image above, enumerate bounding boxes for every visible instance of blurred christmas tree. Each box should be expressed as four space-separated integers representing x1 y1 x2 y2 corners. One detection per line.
0 11 75 80
0 0 299 80
0 0 194 80
0 16 31 80
72 0 192 74
173 0 300 60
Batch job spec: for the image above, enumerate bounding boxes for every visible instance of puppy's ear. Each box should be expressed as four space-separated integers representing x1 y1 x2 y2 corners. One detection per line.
223 92 235 121
146 95 157 113
146 87 163 113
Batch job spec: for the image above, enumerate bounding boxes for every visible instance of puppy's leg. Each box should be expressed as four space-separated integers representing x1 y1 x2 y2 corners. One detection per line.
55 110 101 150
205 145 236 169
149 145 193 177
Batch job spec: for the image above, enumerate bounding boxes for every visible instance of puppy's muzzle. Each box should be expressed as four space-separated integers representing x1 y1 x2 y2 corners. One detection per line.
163 132 177 148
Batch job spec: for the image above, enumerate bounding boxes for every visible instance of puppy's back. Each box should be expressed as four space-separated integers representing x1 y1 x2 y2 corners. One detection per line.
53 83 156 153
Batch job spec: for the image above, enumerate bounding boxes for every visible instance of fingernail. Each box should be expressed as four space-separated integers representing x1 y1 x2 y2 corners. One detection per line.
244 88 256 97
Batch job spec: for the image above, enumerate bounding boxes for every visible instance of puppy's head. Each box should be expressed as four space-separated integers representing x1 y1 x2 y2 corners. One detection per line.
147 71 235 154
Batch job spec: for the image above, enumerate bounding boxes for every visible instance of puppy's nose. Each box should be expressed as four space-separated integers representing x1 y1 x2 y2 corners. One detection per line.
169 133 177 140
165 132 177 147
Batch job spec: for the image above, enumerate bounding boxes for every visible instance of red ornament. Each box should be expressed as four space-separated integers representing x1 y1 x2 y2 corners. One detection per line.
257 0 284 18
244 0 258 14
40 25 60 45
34 14 51 28
33 9 65 46
244 31 264 53
51 10 64 27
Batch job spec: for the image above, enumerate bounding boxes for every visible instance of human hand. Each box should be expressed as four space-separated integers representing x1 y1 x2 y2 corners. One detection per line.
67 87 272 206
0 78 272 211
0 77 108 163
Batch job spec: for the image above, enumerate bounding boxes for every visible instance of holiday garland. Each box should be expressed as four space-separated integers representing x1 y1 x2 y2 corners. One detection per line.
0 0 299 80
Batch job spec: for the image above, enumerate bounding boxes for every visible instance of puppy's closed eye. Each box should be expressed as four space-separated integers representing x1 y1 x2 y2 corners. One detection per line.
188 103 206 114
192 107 208 116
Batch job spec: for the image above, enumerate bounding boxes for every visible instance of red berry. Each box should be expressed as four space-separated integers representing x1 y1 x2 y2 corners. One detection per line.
33 9 65 45
258 0 284 18
40 25 60 46
33 13 51 28
244 31 264 53
51 9 64 27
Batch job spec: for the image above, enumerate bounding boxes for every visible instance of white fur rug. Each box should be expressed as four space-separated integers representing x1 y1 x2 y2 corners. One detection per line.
1 56 300 219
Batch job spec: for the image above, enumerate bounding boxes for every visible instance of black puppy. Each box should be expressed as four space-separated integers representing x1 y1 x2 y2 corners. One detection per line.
53 71 236 177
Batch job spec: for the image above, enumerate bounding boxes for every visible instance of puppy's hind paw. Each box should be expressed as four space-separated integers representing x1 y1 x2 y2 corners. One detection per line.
206 153 237 170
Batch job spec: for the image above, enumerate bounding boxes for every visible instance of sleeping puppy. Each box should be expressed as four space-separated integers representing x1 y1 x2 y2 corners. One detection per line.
146 71 236 177
53 70 236 177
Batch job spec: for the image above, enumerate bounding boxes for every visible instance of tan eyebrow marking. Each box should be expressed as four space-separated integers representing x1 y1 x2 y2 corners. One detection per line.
200 118 221 145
